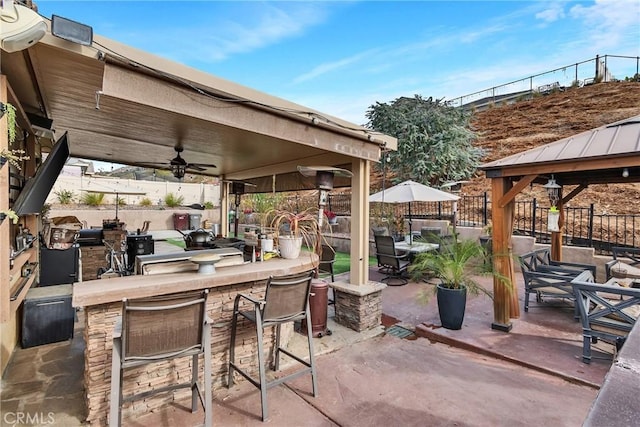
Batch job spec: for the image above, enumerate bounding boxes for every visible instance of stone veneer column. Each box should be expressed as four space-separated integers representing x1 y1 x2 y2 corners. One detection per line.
330 281 386 331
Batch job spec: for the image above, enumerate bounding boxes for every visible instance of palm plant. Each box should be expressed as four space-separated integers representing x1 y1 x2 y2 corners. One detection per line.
409 237 500 330
409 237 493 297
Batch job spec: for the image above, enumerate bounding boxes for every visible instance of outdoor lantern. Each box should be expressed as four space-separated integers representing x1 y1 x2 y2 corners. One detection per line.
170 155 187 179
543 174 561 207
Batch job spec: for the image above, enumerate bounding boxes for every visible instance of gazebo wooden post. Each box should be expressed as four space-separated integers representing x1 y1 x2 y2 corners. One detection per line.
550 189 564 261
491 177 514 332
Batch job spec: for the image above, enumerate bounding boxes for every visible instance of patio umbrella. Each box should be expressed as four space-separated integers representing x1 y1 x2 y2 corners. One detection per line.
80 181 146 220
369 180 460 241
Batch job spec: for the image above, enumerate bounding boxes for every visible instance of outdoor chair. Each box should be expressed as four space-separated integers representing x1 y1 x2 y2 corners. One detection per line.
571 270 640 363
605 247 640 280
374 235 410 286
319 244 337 311
227 271 318 422
319 244 336 283
418 227 441 243
519 248 596 276
519 249 596 315
109 289 212 427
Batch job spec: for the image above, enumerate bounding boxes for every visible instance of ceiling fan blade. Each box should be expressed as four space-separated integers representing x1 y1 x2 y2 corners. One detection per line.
189 162 217 168
188 162 217 169
186 164 207 172
133 162 171 168
222 179 257 187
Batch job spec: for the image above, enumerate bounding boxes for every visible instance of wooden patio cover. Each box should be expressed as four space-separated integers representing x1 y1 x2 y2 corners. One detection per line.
480 115 640 331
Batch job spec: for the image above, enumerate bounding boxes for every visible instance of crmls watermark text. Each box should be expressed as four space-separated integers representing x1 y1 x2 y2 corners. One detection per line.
3 412 55 425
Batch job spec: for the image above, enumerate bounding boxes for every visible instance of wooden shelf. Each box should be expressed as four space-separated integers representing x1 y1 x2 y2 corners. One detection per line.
10 273 36 312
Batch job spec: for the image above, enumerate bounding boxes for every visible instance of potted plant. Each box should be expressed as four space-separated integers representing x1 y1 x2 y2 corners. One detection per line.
0 209 19 224
409 238 498 330
270 208 320 260
324 209 338 225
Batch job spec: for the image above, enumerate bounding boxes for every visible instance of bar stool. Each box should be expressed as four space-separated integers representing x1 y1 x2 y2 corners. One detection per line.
109 289 212 427
227 271 318 421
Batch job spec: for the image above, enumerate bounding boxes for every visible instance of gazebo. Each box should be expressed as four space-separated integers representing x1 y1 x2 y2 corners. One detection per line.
480 115 640 331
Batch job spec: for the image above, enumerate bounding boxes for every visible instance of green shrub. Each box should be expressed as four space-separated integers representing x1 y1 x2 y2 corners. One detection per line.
54 189 75 204
164 192 184 208
115 196 126 206
139 197 152 207
80 192 105 206
204 201 214 209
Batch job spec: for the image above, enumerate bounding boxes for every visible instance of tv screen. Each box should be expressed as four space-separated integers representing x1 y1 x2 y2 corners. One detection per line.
13 132 69 215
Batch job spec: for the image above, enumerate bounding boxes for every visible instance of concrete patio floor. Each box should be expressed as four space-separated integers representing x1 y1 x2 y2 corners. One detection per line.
1 247 613 426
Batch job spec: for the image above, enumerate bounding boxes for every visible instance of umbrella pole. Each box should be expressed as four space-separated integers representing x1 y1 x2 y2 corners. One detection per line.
409 202 412 244
115 192 119 221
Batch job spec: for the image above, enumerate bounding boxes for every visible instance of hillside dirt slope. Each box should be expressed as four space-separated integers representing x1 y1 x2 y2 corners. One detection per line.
466 81 640 214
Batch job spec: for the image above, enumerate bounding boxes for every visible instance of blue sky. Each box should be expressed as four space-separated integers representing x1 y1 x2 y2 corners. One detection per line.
35 0 639 171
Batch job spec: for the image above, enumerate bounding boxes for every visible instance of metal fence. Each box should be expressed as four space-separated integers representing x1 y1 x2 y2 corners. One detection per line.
449 54 640 109
326 192 640 255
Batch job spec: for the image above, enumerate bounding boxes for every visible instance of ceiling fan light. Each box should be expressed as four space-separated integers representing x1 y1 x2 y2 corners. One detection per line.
171 164 186 179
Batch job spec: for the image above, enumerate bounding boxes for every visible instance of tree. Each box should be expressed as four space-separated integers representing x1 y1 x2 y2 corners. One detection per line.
366 95 484 186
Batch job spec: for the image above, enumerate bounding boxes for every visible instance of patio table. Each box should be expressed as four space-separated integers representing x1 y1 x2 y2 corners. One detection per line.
394 241 439 254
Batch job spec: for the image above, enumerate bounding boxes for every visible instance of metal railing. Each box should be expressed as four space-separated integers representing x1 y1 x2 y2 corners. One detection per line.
326 192 640 255
449 54 640 110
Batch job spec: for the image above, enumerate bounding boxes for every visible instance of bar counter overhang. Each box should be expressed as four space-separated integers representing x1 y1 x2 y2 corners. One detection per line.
73 254 318 426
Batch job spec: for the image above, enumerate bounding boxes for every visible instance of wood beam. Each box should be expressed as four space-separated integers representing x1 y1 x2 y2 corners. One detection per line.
497 174 537 208
491 177 514 332
551 189 565 261
562 183 587 205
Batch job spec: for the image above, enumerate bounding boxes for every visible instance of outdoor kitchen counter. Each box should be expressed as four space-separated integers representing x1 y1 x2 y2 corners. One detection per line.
72 254 318 307
73 254 318 427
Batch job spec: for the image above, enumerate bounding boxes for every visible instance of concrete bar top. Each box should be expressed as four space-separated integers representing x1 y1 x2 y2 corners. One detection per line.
73 254 318 307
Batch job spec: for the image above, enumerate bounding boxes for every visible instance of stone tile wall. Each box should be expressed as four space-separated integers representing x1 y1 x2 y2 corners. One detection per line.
82 279 285 426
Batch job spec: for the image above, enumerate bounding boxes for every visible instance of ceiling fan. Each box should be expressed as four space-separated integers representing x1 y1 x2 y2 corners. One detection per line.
137 146 217 179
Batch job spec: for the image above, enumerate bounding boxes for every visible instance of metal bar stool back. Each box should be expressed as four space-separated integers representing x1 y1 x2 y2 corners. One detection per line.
109 289 212 427
227 270 318 421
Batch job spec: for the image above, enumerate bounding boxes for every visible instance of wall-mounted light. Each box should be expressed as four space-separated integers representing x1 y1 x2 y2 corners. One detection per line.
543 174 561 207
51 14 93 46
0 0 47 53
622 168 630 178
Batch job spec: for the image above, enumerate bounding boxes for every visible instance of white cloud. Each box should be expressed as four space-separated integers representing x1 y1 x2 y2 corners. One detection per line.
535 4 566 23
292 48 380 84
154 3 333 62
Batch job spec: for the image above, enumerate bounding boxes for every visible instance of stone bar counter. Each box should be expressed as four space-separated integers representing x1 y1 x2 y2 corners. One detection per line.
73 254 318 426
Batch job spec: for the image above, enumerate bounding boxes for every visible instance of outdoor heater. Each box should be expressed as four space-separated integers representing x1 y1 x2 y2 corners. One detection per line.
226 180 256 237
297 166 353 228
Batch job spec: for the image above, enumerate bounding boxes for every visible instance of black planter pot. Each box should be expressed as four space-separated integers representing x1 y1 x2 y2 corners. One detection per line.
436 284 467 330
